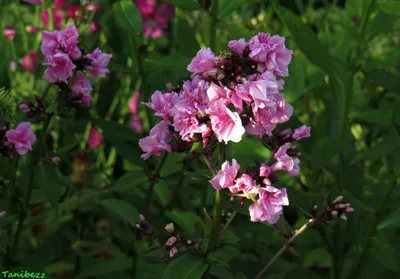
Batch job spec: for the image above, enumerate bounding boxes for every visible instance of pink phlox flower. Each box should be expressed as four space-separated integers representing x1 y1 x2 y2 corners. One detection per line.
43 53 75 83
139 120 172 160
209 159 240 190
207 100 245 144
144 91 180 123
3 28 15 40
5 122 36 155
187 48 217 74
88 127 103 149
85 48 112 80
228 38 246 55
229 173 256 194
249 186 288 224
137 0 157 17
271 143 300 176
292 125 311 140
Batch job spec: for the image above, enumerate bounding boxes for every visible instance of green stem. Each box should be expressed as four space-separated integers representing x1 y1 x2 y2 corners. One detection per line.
9 115 52 262
254 218 316 279
209 0 219 51
144 152 168 216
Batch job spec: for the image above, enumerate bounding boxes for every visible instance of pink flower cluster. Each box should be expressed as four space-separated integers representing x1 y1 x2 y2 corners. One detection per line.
5 122 36 155
208 125 310 223
128 91 144 133
88 127 104 149
139 32 294 159
40 24 111 108
136 0 175 39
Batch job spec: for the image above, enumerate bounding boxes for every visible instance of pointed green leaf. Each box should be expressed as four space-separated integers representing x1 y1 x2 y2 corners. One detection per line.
378 208 400 231
96 199 139 227
162 254 208 279
112 0 142 35
36 163 63 212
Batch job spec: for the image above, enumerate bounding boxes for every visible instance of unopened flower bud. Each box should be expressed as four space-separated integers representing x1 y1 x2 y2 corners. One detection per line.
52 156 61 165
0 211 6 218
331 210 338 217
139 214 145 222
135 224 141 229
169 246 178 257
165 223 174 233
186 240 192 245
341 215 347 221
332 196 343 204
165 236 177 246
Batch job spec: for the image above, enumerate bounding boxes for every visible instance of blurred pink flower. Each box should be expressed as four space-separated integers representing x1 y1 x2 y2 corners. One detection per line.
3 28 15 40
72 73 92 96
5 122 36 155
187 48 217 74
169 246 178 257
130 115 143 134
139 120 172 160
88 127 104 149
41 8 64 29
53 0 66 9
292 125 311 141
43 53 76 83
85 48 112 80
21 51 38 72
23 0 42 4
228 38 246 55
249 186 288 224
26 26 41 33
129 91 141 114
0 211 6 218
10 61 17 71
89 22 101 33
210 159 240 190
67 4 82 20
153 3 175 25
137 0 157 17
165 236 177 246
87 4 101 12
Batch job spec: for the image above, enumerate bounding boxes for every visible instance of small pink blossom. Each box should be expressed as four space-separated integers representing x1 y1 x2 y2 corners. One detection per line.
130 115 143 134
87 4 101 12
67 4 82 20
0 211 6 218
153 3 175 25
144 91 180 123
137 0 157 17
142 18 165 39
85 48 112 80
5 122 36 155
43 53 75 83
187 48 217 74
228 38 246 55
129 91 141 114
292 125 311 140
21 51 38 72
88 127 103 149
71 73 92 96
207 100 245 144
209 159 240 190
89 22 101 33
249 79 278 112
229 174 256 194
259 164 271 177
139 120 172 160
26 26 41 33
271 143 300 177
54 0 66 9
10 61 17 71
3 28 15 40
169 246 178 257
61 24 82 60
165 236 177 246
41 9 64 30
249 186 289 224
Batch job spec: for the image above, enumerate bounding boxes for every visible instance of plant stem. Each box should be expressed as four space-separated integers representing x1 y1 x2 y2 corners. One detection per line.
216 211 237 244
254 218 316 279
9 115 52 262
144 152 168 216
209 0 219 51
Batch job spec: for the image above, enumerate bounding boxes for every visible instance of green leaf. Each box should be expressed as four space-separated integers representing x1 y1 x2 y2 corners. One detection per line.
112 0 142 35
350 136 395 164
311 137 340 169
113 171 148 192
92 119 140 142
285 56 306 102
154 180 171 206
272 5 337 78
364 70 400 94
370 237 399 271
174 10 200 57
378 208 400 231
96 199 139 227
36 163 63 212
166 210 204 235
108 139 143 166
162 254 208 279
303 248 332 268
44 262 74 274
378 1 400 16
286 268 318 279
208 263 235 279
351 107 394 125
76 258 131 278
183 169 212 180
208 246 241 263
162 0 200 10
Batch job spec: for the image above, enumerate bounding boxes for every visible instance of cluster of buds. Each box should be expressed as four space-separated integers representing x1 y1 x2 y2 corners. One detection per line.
312 195 355 223
40 24 111 109
19 95 46 120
